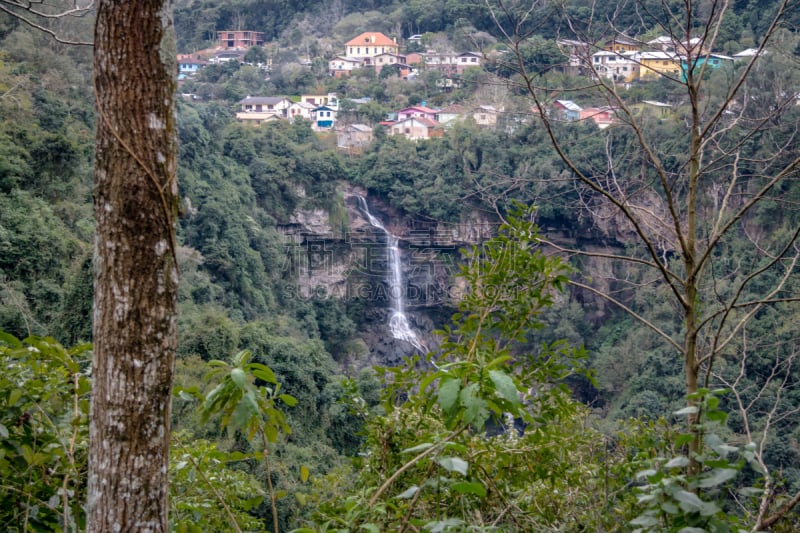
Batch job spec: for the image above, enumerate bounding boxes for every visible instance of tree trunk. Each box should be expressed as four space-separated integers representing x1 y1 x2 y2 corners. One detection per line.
87 0 178 530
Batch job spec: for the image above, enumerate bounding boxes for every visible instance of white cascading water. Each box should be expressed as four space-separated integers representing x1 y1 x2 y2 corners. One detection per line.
357 196 425 352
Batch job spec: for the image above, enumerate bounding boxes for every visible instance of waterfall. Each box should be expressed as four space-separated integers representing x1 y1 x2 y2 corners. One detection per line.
357 196 425 353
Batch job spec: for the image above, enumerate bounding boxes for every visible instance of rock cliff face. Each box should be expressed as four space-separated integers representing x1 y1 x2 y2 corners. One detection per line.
278 184 640 368
279 185 484 368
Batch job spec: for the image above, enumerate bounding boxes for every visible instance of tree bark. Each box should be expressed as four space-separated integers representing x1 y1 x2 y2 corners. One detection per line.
87 0 179 530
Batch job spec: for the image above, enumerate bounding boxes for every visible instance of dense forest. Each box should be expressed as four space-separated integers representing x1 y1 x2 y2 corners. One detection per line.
1 0 799 531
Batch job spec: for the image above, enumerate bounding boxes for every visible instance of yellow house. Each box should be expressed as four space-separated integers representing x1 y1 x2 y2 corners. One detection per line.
345 32 398 64
603 37 641 54
638 52 681 79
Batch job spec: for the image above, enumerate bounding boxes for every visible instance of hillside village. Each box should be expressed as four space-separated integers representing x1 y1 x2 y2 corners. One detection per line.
177 29 761 144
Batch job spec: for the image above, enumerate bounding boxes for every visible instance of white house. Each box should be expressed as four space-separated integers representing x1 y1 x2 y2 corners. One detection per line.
236 96 293 123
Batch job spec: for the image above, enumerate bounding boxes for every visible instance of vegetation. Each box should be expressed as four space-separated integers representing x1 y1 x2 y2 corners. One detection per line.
0 0 798 530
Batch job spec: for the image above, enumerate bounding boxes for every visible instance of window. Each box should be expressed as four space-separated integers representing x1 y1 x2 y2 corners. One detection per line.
357 47 360 54
471 57 477 62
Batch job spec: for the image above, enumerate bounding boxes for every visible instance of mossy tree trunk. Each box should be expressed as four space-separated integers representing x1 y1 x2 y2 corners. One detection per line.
87 0 179 530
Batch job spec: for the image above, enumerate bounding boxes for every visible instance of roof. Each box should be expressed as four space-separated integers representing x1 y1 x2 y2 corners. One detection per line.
642 100 672 107
239 96 290 105
330 56 361 63
638 51 678 60
439 104 465 114
346 32 396 47
393 116 442 128
555 100 582 112
733 48 762 57
347 124 372 132
398 105 439 115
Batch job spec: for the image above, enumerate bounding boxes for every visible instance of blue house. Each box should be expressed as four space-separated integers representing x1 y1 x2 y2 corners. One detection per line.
311 105 337 131
680 53 733 82
177 56 208 80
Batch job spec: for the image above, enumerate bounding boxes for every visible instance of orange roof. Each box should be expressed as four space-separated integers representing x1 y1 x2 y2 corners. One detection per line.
346 32 396 47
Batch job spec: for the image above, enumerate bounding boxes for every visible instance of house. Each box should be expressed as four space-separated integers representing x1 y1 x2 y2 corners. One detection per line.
557 39 591 74
337 124 373 153
236 96 292 124
579 107 616 129
216 30 264 49
396 105 439 121
288 101 316 122
680 53 733 81
435 77 461 92
591 50 639 82
436 104 466 127
638 51 681 79
733 48 764 60
311 105 337 130
553 100 582 122
472 105 500 127
418 51 479 75
388 117 444 140
301 93 338 107
177 55 208 80
374 53 410 75
602 36 641 54
345 32 399 64
455 52 482 74
647 36 705 54
633 100 673 119
405 52 424 66
328 56 361 77
212 50 246 64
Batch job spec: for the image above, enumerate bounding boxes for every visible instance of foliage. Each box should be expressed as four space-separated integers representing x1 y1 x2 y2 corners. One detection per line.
0 331 91 532
170 435 267 533
623 389 776 532
299 207 606 531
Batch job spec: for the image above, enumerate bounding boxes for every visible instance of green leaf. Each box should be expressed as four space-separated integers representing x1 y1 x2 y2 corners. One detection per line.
0 331 22 348
7 388 22 407
630 514 659 527
661 501 679 515
665 456 689 468
0 423 8 439
424 518 465 532
230 368 246 388
360 525 380 533
450 481 486 497
674 406 699 415
279 393 298 406
698 468 738 488
437 456 468 476
402 442 434 454
673 490 706 513
395 485 419 499
300 465 310 483
489 369 520 406
438 378 460 414
20 444 34 465
249 363 277 384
